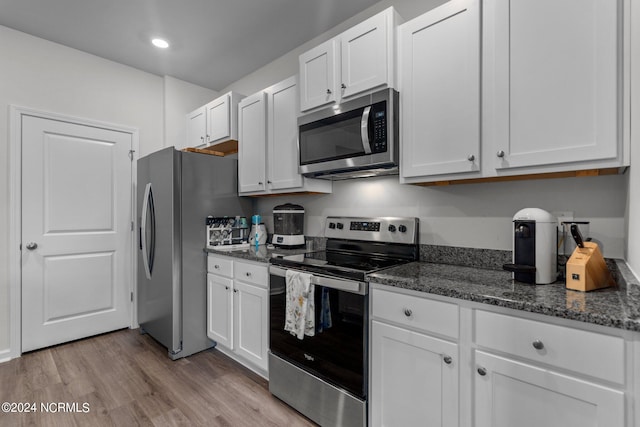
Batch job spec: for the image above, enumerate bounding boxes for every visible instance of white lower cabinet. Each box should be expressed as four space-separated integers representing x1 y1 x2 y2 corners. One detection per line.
207 255 268 377
370 284 635 427
370 320 459 427
370 287 459 427
474 350 624 427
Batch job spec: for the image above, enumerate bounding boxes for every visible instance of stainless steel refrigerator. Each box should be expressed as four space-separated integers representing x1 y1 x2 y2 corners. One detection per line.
137 147 251 359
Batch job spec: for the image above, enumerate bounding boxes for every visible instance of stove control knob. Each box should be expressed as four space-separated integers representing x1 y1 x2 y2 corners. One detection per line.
399 225 407 233
388 225 396 232
336 222 344 230
329 222 336 229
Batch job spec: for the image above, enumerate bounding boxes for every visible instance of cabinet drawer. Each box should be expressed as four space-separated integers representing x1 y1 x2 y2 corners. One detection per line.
207 255 233 277
475 310 625 385
371 288 459 339
234 261 268 288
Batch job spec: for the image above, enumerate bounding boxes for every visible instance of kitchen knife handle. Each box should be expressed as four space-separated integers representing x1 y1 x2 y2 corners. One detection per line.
570 224 585 248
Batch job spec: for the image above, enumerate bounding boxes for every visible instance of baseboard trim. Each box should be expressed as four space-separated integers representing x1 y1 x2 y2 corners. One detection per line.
0 348 13 364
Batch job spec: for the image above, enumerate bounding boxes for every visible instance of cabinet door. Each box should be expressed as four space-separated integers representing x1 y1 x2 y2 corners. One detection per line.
233 281 268 372
185 106 206 149
238 92 267 193
474 351 624 427
206 94 230 143
299 39 337 111
485 0 620 170
266 76 303 191
207 273 233 349
340 11 389 99
370 320 458 427
400 0 480 179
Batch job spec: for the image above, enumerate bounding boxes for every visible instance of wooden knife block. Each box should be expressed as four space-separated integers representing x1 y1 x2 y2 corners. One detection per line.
565 242 615 292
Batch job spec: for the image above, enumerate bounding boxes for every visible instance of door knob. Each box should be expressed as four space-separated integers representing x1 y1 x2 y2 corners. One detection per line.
26 242 38 250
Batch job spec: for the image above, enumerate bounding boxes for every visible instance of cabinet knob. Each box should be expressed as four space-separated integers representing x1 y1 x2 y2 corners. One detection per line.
326 89 332 95
214 265 220 269
225 286 229 290
233 289 238 293
200 136 205 141
267 180 272 184
206 134 210 139
467 154 475 162
532 340 544 350
258 181 263 186
246 272 251 277
477 367 487 376
404 308 412 317
443 355 453 365
496 150 505 158
341 83 346 89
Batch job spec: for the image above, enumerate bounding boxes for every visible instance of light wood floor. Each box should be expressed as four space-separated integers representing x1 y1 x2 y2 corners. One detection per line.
0 329 316 427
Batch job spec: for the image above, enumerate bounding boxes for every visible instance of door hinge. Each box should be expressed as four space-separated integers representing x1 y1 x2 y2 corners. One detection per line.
128 149 136 161
131 292 134 302
131 221 135 231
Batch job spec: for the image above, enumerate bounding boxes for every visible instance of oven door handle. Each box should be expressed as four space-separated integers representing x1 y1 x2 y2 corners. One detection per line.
269 266 367 295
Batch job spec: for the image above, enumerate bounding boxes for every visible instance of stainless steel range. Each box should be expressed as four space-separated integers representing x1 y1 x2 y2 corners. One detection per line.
268 217 419 427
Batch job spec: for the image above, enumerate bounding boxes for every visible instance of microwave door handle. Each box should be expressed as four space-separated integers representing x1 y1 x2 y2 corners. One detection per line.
360 106 372 154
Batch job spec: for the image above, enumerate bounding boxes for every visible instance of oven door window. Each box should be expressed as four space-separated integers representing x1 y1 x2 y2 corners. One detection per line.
269 273 367 399
299 107 367 165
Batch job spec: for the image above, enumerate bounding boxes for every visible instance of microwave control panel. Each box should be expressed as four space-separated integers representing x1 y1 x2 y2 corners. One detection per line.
371 102 387 153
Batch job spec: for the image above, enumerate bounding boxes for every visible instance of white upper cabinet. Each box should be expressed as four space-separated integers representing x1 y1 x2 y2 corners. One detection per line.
185 91 244 150
266 76 303 191
238 91 268 194
340 11 391 99
484 0 625 172
238 76 331 196
299 7 401 112
185 106 207 149
400 0 481 182
299 40 337 111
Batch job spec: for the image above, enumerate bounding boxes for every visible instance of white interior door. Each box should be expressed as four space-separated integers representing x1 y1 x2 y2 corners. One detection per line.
21 114 133 352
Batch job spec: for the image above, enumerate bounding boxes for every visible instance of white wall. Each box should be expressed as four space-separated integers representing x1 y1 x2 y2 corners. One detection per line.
255 174 628 258
163 76 217 149
0 25 214 358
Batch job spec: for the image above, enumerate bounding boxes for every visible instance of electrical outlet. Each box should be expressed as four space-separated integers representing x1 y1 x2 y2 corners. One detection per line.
552 211 574 227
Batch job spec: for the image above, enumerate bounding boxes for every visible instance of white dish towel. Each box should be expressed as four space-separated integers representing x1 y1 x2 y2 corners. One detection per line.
284 270 315 339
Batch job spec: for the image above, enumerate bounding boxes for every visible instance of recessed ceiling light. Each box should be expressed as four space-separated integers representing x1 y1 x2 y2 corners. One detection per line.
151 38 169 49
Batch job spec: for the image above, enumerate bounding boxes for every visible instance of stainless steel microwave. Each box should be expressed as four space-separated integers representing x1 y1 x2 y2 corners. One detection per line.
298 89 399 180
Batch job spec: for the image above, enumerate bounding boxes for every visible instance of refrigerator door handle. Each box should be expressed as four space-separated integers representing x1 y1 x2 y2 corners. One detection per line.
141 183 156 279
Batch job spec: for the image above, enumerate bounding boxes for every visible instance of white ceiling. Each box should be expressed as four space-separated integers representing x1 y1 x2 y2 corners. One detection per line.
0 0 381 91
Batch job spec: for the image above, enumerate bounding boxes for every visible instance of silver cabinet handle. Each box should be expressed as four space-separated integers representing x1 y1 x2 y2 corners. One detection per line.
245 272 252 277
214 265 220 269
477 367 487 376
533 340 544 350
496 150 505 158
233 289 238 293
467 154 475 161
326 89 332 95
267 180 272 184
443 355 452 365
404 308 412 317
225 286 229 290
26 242 38 250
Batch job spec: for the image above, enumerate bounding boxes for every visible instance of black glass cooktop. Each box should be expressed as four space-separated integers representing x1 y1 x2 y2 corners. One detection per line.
270 250 409 281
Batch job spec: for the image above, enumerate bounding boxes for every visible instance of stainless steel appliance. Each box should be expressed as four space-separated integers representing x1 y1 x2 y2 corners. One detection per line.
272 203 305 248
503 208 558 284
137 147 251 359
298 89 399 180
269 216 419 426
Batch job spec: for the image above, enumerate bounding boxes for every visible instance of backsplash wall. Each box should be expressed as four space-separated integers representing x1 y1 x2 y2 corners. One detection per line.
254 173 628 259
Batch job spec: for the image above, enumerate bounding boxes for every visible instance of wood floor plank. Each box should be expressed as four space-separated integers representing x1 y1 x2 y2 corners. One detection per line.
0 329 316 427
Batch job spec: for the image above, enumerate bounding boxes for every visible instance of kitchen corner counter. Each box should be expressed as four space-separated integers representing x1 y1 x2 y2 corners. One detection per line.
205 246 308 263
367 259 640 332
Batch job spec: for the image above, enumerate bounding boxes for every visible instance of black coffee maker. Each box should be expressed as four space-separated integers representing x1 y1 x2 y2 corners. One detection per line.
272 204 305 248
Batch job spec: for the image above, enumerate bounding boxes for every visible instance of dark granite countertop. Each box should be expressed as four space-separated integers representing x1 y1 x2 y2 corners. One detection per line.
367 259 640 332
205 245 309 263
